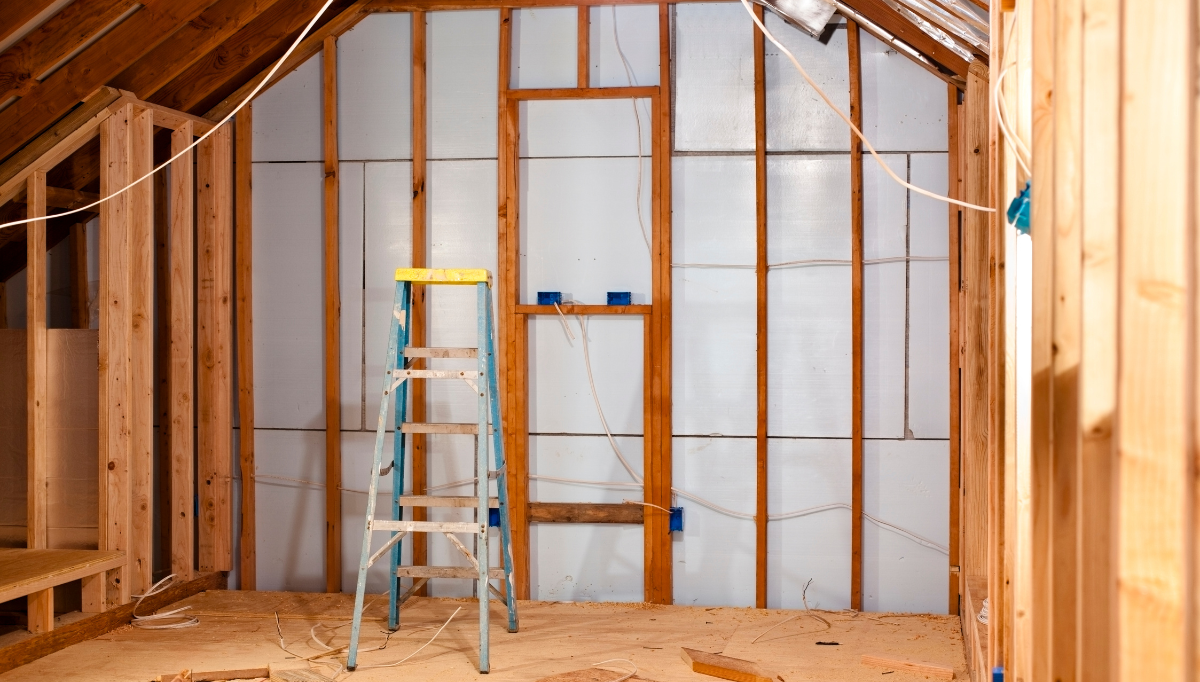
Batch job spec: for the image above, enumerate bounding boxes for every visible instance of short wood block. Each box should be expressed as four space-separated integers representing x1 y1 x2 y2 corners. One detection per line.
680 647 774 682
81 572 105 613
27 587 53 634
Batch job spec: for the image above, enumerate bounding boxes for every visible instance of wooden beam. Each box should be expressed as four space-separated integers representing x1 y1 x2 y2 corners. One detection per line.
69 223 88 329
99 103 133 608
752 3 768 611
1117 0 1190 676
513 304 650 315
1077 0 1119 676
836 0 969 79
203 1 373 122
110 0 288 100
0 1 62 48
642 1 673 605
168 120 195 581
577 6 589 89
0 0 217 164
154 143 171 579
409 13 429 593
507 86 657 101
847 19 865 613
946 82 962 616
26 170 48 557
196 125 233 573
0 87 121 203
496 7 529 601
128 106 155 596
528 503 644 524
0 572 227 675
0 0 138 107
234 108 255 591
322 36 342 595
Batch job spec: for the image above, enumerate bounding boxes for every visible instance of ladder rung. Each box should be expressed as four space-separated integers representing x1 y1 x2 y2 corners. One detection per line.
405 346 478 359
391 369 480 380
398 496 499 508
371 520 483 534
396 566 506 580
400 423 492 435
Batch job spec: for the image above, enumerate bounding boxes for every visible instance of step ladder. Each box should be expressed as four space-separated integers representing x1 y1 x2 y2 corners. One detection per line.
347 268 519 672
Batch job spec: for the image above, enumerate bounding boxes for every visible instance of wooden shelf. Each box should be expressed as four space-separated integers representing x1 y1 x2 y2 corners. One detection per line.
507 86 657 101
515 304 651 315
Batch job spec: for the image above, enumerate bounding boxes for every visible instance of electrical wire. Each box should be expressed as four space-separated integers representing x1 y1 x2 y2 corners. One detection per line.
610 6 652 255
130 574 199 629
592 658 639 682
992 8 1031 177
740 0 995 214
0 0 338 234
354 607 463 670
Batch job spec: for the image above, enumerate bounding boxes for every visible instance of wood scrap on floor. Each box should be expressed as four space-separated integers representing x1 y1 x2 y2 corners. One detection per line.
680 647 776 682
156 668 268 682
534 668 656 682
861 653 955 680
268 660 336 682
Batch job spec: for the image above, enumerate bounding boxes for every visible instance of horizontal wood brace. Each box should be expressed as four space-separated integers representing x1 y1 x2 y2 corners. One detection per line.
395 566 506 579
507 86 658 100
400 423 491 434
398 495 499 508
527 502 645 524
371 520 484 534
514 304 652 315
405 347 478 358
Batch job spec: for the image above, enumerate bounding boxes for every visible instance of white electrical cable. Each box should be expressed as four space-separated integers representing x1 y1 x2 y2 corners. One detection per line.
610 6 653 255
741 0 995 214
593 658 639 682
0 0 338 234
131 574 199 629
354 606 463 670
992 8 1031 177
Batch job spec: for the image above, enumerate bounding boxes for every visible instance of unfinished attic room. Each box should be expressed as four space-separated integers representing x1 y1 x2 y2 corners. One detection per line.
0 0 1195 680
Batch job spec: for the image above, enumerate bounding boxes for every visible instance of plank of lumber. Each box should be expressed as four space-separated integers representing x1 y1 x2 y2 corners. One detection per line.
507 86 656 101
861 653 955 680
234 107 255 590
153 0 354 115
128 106 155 596
26 172 47 552
847 19 865 613
322 35 342 595
169 121 196 581
514 304 650 315
0 572 226 675
0 0 137 106
836 0 969 79
679 647 774 682
528 503 644 524
203 1 372 121
0 2 62 49
409 12 430 590
99 103 133 608
110 0 287 99
0 549 127 603
751 2 768 611
154 147 171 575
577 6 589 88
196 125 233 572
157 668 269 682
69 223 88 328
945 82 962 615
0 87 120 199
0 0 217 163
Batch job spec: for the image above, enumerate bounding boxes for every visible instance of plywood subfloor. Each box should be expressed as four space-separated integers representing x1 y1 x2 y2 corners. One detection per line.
0 591 966 681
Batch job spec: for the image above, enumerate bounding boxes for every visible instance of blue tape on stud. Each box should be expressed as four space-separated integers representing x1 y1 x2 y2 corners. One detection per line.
537 291 562 305
607 291 632 306
489 508 500 528
668 506 684 532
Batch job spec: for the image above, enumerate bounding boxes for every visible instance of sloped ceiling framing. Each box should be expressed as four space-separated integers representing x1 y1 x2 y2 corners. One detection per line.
0 0 987 200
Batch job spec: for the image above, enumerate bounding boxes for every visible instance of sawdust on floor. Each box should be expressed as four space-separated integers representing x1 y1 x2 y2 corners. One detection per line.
0 591 967 682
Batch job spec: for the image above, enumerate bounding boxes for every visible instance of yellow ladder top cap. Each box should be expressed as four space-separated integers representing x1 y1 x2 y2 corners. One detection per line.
394 268 491 285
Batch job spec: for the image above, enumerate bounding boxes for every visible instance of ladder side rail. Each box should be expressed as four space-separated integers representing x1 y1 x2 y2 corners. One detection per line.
484 285 519 632
347 280 408 670
389 281 413 631
475 281 491 673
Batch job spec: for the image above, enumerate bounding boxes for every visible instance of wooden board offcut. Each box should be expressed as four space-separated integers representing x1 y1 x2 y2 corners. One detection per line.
680 647 774 682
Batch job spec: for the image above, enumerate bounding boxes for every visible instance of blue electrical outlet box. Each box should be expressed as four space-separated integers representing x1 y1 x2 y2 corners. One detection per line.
489 508 500 528
537 291 562 305
607 291 632 306
992 666 1004 682
668 506 684 533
